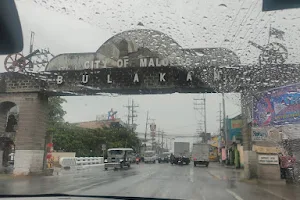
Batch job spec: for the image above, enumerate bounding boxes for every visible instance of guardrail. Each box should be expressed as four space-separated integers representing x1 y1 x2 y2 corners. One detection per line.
59 157 104 168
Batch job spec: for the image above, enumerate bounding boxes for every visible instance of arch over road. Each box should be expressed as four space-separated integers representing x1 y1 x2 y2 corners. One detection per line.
0 28 298 175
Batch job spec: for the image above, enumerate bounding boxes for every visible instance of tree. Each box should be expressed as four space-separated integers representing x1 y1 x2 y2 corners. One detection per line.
47 96 141 156
52 124 141 157
47 97 67 145
48 97 67 124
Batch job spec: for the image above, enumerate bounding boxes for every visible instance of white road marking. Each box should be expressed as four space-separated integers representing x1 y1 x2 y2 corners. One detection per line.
226 189 244 200
261 188 291 200
189 166 194 183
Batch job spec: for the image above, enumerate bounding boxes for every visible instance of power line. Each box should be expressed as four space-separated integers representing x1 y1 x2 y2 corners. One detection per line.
228 0 260 49
239 11 277 58
220 0 246 47
234 9 265 51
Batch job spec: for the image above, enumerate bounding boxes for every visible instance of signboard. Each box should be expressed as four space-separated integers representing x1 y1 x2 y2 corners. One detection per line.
102 144 106 151
252 127 283 142
231 120 242 129
253 145 282 154
258 154 279 165
227 118 242 142
221 148 226 161
150 123 156 132
252 129 268 141
209 136 219 148
253 83 300 126
150 131 156 137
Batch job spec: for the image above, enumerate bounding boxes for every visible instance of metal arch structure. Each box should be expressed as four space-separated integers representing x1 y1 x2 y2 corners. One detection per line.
0 29 299 97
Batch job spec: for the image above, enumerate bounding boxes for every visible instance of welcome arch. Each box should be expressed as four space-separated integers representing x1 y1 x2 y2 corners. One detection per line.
0 28 298 175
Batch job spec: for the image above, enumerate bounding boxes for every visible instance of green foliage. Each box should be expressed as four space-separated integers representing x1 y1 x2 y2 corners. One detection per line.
47 96 141 157
48 97 67 124
53 124 141 157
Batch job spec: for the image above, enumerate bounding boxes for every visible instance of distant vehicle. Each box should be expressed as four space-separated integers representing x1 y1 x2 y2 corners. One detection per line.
173 142 190 165
104 148 133 170
158 152 171 163
192 143 210 167
144 150 156 163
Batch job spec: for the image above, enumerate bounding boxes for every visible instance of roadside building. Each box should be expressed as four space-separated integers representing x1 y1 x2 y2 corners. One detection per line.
73 118 129 129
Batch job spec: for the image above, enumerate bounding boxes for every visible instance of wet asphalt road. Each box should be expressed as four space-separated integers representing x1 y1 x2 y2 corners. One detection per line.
0 162 293 200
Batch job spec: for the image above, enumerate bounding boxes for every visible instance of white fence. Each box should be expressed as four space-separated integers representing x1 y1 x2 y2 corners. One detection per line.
76 157 104 166
59 157 104 168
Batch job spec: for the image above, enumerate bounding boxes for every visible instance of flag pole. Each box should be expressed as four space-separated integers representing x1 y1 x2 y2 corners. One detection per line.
268 24 271 44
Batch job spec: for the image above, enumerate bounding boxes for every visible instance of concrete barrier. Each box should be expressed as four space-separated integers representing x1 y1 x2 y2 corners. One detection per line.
76 157 103 166
59 157 104 168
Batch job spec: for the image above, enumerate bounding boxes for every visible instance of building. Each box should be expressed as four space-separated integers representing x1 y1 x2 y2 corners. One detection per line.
73 118 129 129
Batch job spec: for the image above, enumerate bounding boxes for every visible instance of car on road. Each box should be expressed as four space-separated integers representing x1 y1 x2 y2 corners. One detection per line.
144 150 156 163
158 152 171 163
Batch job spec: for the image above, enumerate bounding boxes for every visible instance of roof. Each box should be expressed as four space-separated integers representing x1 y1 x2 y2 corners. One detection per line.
73 118 125 129
230 114 242 120
108 148 133 151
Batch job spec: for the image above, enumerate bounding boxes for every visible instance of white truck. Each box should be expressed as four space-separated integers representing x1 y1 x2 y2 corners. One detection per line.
173 142 190 165
192 143 210 167
144 150 156 163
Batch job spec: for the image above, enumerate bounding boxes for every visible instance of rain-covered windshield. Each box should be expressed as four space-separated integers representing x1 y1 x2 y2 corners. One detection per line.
1 0 300 200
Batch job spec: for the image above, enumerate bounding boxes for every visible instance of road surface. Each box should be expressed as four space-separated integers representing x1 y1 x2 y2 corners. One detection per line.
0 162 297 200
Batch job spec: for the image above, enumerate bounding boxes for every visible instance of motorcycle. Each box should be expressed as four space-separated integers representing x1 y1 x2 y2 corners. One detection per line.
136 157 140 164
178 157 183 165
286 167 295 183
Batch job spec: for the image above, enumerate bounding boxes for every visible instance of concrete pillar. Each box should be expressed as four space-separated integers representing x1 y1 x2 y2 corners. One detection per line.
0 113 6 133
243 151 257 179
13 93 48 175
241 92 254 179
0 150 3 172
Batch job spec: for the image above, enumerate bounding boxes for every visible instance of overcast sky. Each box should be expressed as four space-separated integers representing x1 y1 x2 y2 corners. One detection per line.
3 0 300 146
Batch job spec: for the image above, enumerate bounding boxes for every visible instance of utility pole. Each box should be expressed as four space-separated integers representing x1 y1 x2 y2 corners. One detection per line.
194 95 207 142
161 130 164 150
124 99 139 133
222 93 227 147
29 31 35 54
144 111 149 142
165 138 168 150
157 128 160 154
124 99 131 125
131 99 139 133
218 103 222 136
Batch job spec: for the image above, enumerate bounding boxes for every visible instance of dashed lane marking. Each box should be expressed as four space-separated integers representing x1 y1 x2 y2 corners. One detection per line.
226 189 244 200
189 167 194 183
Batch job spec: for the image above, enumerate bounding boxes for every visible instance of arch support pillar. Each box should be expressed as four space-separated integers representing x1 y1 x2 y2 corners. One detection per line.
0 93 48 175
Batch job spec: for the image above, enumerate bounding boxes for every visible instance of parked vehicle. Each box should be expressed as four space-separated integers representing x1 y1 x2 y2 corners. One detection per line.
192 143 210 167
158 152 171 163
173 142 190 165
144 150 156 163
104 148 133 170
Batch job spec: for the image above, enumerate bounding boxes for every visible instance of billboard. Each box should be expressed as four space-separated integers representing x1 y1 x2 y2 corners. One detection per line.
253 83 300 126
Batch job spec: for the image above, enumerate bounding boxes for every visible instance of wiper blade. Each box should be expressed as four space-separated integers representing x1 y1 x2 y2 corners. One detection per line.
0 193 182 200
